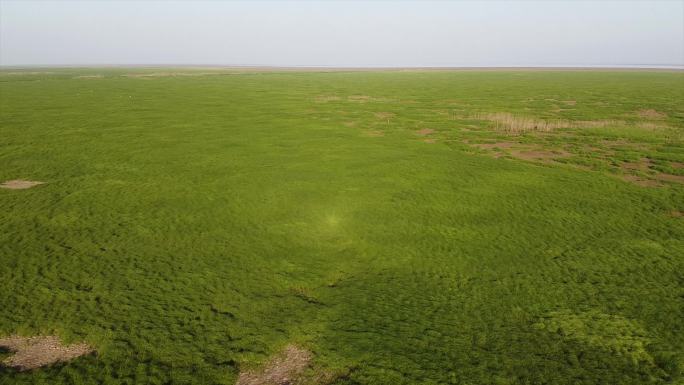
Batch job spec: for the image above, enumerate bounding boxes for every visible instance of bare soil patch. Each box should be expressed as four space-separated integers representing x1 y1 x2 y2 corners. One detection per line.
423 138 437 143
656 173 684 184
236 344 312 385
620 158 653 171
0 180 44 190
621 175 662 187
670 162 684 169
562 100 577 106
0 335 94 371
637 109 667 119
417 128 435 136
669 210 683 218
510 149 571 162
472 142 518 150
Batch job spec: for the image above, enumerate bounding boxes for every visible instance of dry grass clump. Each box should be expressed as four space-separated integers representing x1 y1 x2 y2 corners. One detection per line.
0 180 44 190
314 95 341 103
0 335 94 371
417 128 435 136
236 344 312 385
637 109 667 119
474 113 622 135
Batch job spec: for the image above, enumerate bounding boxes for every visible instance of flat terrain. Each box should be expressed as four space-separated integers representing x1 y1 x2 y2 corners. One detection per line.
0 68 683 384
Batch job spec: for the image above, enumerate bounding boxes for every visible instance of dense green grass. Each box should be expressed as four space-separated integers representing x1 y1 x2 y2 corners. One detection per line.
1 68 683 384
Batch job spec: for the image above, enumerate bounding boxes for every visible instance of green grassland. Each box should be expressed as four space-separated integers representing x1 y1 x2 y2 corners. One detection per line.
1 68 683 384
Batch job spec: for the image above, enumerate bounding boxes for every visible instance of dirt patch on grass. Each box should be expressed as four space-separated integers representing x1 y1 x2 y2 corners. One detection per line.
0 335 94 371
562 100 577 106
670 162 684 169
363 130 385 137
637 109 667 119
472 142 518 150
621 175 662 187
621 158 653 171
423 138 437 143
374 112 395 120
347 95 394 103
314 95 341 103
417 128 435 136
510 149 571 162
656 173 684 184
669 210 683 218
236 344 312 385
0 180 44 190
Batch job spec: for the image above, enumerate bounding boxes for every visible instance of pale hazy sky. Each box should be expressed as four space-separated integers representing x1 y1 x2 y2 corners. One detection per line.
1 0 682 67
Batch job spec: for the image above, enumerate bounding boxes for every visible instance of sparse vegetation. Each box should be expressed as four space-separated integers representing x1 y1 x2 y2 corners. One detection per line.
1 68 683 384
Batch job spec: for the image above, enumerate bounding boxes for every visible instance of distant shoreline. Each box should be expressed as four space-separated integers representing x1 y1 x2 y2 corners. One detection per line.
1 64 683 72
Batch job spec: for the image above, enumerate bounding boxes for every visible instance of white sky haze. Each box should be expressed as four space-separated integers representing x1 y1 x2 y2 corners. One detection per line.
0 0 682 67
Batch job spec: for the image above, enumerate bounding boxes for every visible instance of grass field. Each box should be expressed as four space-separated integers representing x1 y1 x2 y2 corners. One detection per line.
1 68 683 385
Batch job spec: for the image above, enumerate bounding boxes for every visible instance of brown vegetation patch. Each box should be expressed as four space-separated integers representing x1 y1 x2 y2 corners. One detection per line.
472 142 518 150
474 112 621 135
236 344 312 385
656 173 684 184
347 95 394 103
621 158 653 171
0 335 94 371
671 162 684 169
122 71 237 78
416 128 435 136
423 138 437 143
374 112 395 120
510 149 571 162
314 95 341 103
669 210 683 218
0 180 44 190
74 75 104 79
637 109 667 119
621 175 662 187
363 130 385 137
562 100 577 106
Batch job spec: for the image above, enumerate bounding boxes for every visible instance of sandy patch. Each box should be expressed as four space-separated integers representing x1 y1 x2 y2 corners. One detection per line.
416 128 435 136
0 335 94 371
637 109 667 119
0 180 44 190
236 344 312 385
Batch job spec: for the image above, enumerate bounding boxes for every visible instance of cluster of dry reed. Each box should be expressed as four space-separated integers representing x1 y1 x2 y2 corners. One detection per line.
474 113 623 134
